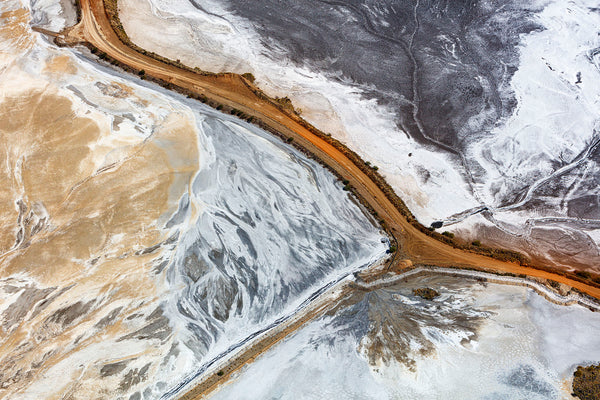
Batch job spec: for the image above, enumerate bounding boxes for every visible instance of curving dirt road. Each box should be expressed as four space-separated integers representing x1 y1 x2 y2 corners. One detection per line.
55 0 600 397
64 0 600 299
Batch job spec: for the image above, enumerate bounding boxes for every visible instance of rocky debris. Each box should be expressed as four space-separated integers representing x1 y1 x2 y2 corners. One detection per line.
413 287 440 300
572 363 600 400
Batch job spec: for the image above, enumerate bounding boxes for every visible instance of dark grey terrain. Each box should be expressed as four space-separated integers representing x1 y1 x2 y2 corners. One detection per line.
211 0 540 157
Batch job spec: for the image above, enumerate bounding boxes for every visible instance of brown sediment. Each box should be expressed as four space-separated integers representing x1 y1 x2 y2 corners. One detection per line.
0 7 35 51
44 54 78 75
0 22 200 392
358 279 481 371
0 2 195 398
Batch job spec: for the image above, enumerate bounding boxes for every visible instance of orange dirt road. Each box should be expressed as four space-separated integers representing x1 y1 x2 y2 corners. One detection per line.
65 0 600 300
